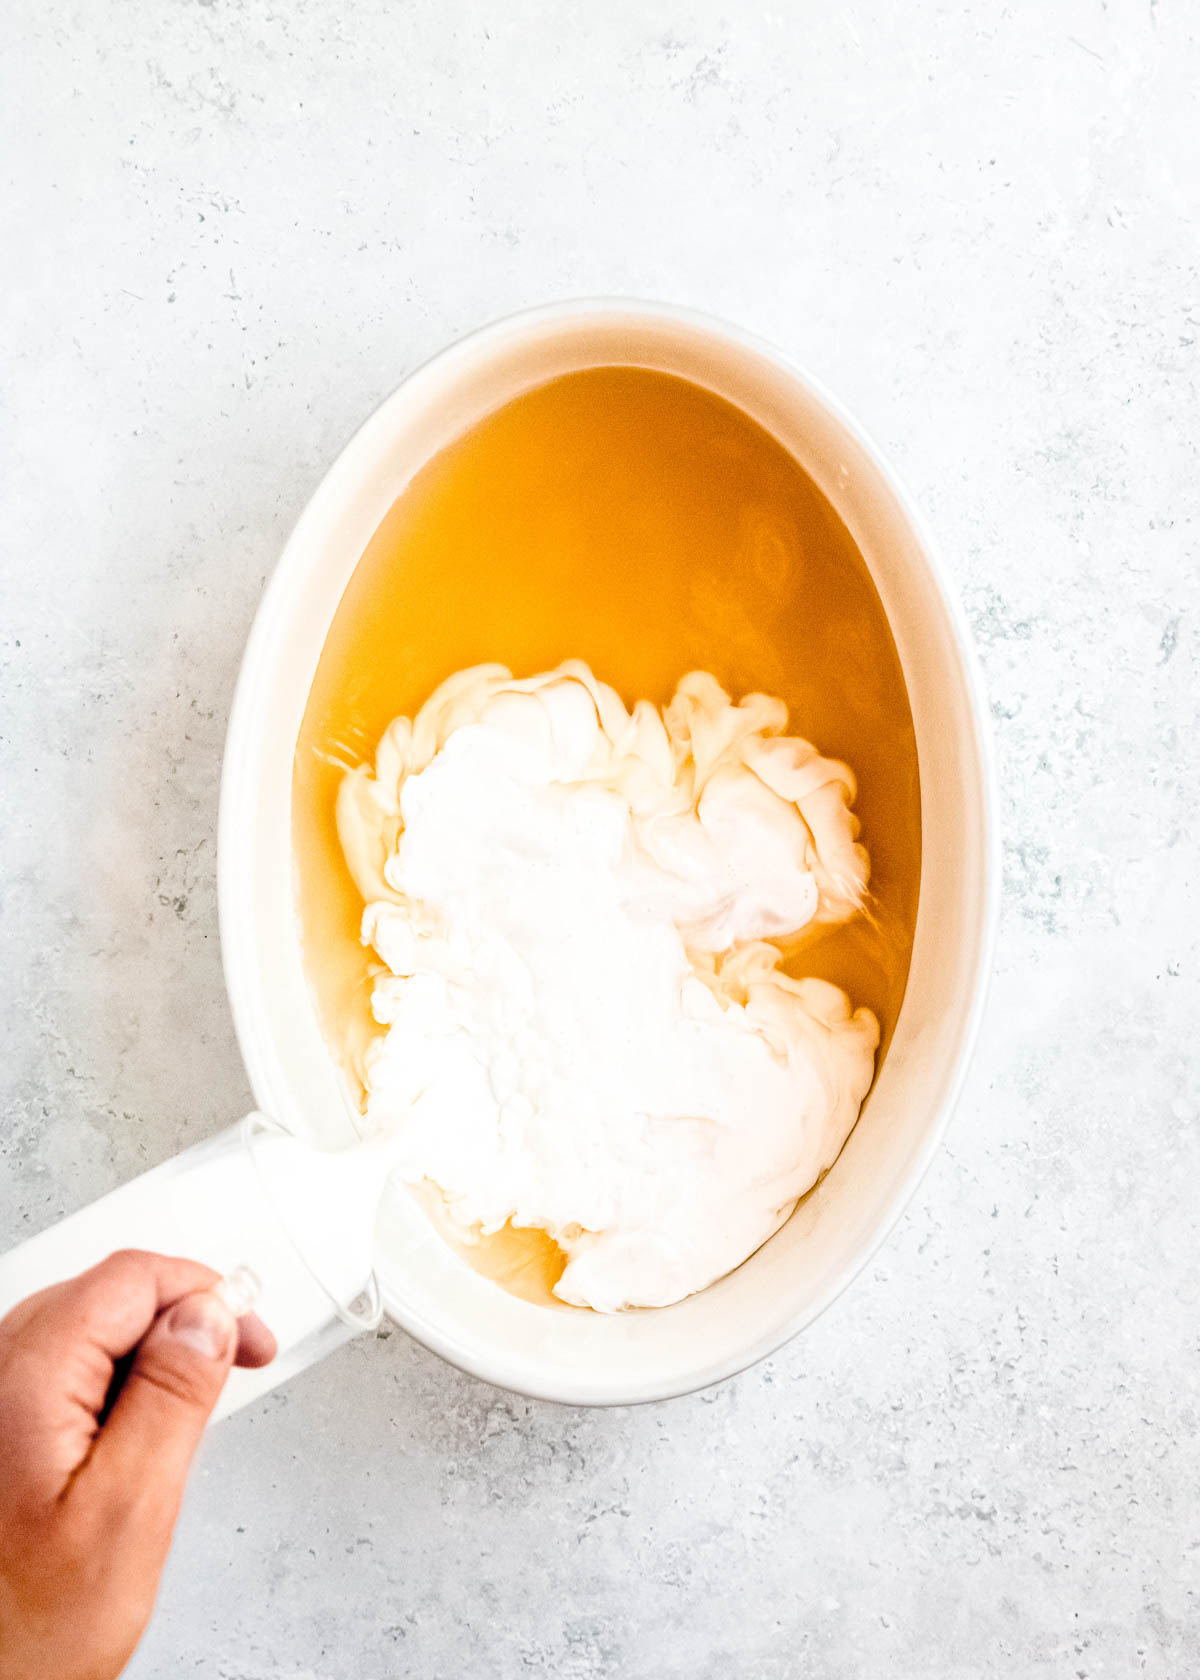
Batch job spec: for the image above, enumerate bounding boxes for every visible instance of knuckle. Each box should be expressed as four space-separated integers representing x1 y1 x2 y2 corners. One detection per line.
87 1248 154 1292
128 1356 217 1412
101 1247 155 1273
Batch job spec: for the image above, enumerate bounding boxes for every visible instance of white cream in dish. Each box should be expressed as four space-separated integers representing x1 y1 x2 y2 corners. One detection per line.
337 663 879 1313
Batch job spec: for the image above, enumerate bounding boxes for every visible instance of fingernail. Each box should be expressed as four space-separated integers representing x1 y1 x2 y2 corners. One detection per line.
164 1292 235 1360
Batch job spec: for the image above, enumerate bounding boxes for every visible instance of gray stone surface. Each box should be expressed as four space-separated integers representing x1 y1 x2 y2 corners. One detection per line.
2 1 1198 1675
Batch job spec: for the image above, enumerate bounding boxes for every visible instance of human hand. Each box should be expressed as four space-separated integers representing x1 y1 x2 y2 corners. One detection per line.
0 1250 276 1680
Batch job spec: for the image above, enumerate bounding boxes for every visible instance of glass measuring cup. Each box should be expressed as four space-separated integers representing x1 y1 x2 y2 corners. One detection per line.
0 1114 383 1421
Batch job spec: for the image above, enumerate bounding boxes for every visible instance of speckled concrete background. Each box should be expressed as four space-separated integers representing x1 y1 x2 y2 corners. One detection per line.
2 2 1197 1675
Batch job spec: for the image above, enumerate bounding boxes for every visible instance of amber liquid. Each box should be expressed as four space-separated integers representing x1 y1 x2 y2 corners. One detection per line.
292 366 922 1305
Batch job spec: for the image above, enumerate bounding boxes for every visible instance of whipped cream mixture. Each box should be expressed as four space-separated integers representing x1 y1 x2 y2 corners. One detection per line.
337 663 879 1312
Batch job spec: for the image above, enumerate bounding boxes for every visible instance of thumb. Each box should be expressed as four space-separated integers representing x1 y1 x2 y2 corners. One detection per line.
84 1289 238 1531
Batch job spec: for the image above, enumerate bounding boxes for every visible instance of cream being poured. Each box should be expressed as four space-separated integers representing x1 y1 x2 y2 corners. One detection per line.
336 663 879 1312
